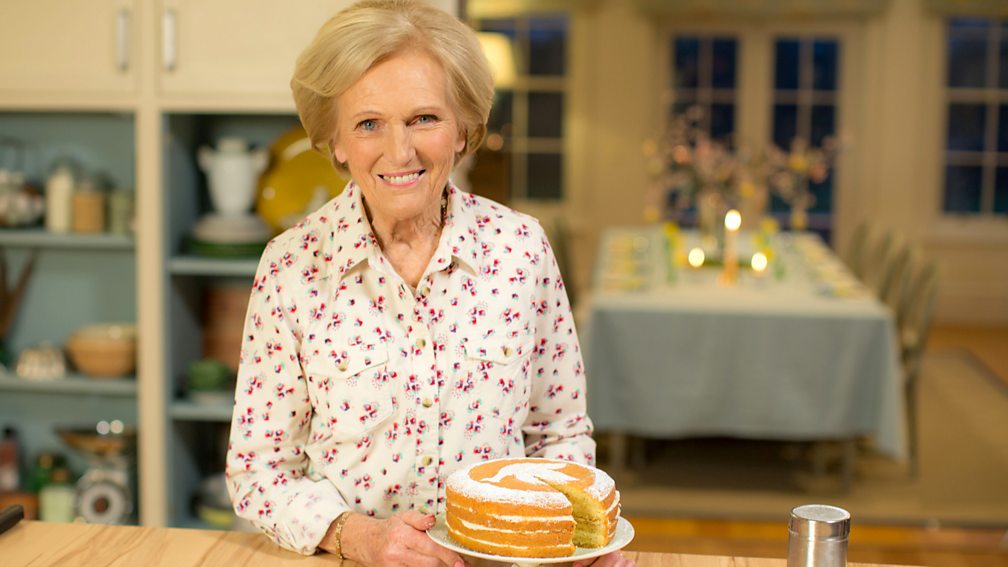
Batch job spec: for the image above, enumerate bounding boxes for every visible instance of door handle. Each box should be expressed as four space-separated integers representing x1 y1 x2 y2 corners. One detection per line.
162 8 177 72
116 8 130 72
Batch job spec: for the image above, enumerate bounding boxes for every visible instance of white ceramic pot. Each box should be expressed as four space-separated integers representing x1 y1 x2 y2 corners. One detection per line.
197 137 268 216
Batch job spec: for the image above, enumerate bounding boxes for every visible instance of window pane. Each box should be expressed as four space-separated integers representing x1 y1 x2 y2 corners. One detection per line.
950 17 991 32
711 39 737 89
943 165 983 213
710 103 735 143
528 92 564 138
812 40 838 91
1001 34 1008 89
488 90 512 135
1000 104 1008 152
947 36 988 88
946 104 986 151
775 39 800 90
527 153 562 200
811 105 835 147
773 104 798 148
809 177 832 213
996 167 1008 214
529 17 566 76
674 37 700 89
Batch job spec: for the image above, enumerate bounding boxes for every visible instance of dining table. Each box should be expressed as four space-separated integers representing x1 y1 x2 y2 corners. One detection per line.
583 226 906 481
0 520 923 566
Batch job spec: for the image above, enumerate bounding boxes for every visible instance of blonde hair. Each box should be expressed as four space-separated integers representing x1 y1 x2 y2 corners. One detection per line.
291 0 494 172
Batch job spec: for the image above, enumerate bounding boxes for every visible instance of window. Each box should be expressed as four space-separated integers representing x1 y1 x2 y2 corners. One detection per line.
661 28 845 241
470 15 569 203
942 17 1008 216
770 37 840 218
670 36 738 144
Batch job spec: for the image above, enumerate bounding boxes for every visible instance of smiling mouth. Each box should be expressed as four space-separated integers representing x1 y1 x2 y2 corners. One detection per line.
379 170 425 185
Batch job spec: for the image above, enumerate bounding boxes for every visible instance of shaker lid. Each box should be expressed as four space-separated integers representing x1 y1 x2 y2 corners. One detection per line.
789 504 850 539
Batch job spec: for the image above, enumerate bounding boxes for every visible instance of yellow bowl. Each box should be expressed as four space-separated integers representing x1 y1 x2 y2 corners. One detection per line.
66 323 137 378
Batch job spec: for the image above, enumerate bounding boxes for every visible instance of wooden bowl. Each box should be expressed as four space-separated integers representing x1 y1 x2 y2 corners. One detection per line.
65 323 137 378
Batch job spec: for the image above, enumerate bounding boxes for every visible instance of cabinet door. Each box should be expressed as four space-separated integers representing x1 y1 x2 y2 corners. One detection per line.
158 0 354 100
0 0 136 97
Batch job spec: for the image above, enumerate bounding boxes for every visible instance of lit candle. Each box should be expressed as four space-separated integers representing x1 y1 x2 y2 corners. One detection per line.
721 209 741 284
687 247 705 268
751 252 768 274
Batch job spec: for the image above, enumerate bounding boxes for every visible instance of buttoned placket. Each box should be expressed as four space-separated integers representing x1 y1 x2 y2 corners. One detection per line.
392 273 440 514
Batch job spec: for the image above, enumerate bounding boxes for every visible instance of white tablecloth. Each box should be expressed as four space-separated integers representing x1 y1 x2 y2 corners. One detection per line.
584 227 906 459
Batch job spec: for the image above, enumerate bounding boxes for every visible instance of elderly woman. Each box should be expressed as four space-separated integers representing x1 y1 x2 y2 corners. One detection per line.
226 1 629 566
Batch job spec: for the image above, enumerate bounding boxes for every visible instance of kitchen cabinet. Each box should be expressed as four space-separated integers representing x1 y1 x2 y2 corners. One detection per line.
0 0 137 103
157 0 351 108
0 0 459 530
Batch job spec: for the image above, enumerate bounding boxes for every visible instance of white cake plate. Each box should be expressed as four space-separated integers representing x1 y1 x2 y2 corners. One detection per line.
427 515 634 567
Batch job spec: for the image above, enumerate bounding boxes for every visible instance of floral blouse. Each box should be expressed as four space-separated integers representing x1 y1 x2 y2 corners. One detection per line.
225 182 595 555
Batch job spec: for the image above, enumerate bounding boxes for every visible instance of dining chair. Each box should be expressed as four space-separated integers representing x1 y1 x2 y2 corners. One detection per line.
843 221 873 278
861 229 900 296
879 243 915 314
896 256 940 477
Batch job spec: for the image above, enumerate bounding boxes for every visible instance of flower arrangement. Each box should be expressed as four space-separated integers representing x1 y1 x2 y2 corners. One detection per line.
643 106 836 231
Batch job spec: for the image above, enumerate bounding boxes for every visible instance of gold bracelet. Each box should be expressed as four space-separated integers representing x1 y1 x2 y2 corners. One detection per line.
329 511 353 559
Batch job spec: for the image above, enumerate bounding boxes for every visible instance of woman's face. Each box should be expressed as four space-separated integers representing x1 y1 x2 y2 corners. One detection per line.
332 49 465 225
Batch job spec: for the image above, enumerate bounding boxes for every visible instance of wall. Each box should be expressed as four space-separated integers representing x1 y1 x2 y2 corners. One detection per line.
559 0 1008 325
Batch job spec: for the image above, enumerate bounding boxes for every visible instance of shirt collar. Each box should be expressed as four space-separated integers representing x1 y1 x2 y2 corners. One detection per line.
325 180 483 282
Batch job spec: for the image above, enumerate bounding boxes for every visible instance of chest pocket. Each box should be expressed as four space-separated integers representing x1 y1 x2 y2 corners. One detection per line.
461 336 534 432
306 344 396 442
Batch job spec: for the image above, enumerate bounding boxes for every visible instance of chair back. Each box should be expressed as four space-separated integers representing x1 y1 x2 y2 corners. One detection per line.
880 243 914 313
898 258 940 374
861 229 900 295
844 221 873 278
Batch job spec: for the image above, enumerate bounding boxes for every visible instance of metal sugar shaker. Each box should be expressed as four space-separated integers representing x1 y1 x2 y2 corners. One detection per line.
787 504 850 567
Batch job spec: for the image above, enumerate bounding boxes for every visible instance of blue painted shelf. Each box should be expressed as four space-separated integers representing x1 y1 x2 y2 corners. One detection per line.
0 229 134 250
0 372 137 396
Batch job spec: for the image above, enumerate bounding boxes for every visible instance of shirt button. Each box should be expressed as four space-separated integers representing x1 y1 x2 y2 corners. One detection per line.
503 346 514 357
337 361 348 372
419 285 431 297
422 398 434 408
421 455 433 466
415 338 427 349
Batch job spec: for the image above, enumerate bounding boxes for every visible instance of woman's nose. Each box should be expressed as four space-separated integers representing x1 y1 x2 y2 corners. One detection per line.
386 124 416 164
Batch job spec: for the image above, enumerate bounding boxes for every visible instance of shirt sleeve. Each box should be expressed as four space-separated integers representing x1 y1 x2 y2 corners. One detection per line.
225 246 348 555
522 224 597 465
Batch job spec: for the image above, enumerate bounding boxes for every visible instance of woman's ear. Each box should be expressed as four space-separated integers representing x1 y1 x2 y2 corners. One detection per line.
332 137 347 165
455 128 466 153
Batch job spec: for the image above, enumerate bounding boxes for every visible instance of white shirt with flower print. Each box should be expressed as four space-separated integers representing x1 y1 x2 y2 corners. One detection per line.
225 182 595 555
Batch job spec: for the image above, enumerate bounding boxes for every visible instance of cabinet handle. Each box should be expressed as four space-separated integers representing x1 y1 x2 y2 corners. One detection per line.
116 8 130 72
162 8 177 72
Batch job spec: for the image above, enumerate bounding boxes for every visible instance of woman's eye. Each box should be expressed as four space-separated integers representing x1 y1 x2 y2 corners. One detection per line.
415 114 437 125
357 119 377 131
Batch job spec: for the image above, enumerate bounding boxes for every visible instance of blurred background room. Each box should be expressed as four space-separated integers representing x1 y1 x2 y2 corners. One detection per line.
0 0 1004 565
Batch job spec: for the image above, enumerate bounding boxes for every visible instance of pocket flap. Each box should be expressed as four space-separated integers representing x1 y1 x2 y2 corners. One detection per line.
307 343 389 378
463 337 532 364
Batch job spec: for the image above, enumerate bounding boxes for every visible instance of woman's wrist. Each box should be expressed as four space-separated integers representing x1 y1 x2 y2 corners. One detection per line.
320 511 354 558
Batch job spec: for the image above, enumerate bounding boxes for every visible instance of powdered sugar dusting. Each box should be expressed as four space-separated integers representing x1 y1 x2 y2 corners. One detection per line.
446 458 616 508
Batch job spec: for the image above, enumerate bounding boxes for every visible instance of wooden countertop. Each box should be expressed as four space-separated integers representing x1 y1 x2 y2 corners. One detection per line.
0 521 920 566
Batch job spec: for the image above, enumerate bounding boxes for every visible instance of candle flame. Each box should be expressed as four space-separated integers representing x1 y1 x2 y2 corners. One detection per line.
725 209 742 231
751 252 768 272
688 247 705 268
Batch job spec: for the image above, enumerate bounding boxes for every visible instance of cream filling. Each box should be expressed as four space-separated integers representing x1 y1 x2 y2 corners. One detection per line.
456 518 565 534
449 529 570 551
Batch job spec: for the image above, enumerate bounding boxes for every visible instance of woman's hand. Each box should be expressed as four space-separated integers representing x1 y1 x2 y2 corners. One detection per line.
339 510 467 567
572 551 635 567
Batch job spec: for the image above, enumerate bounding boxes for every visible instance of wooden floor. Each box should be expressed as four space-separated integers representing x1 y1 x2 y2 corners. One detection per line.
620 325 1008 567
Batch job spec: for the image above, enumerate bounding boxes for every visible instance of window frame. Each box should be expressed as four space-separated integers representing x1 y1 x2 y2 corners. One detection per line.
473 13 570 203
656 20 864 238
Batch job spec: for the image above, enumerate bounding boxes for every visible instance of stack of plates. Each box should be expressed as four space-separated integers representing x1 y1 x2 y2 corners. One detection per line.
188 213 270 258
